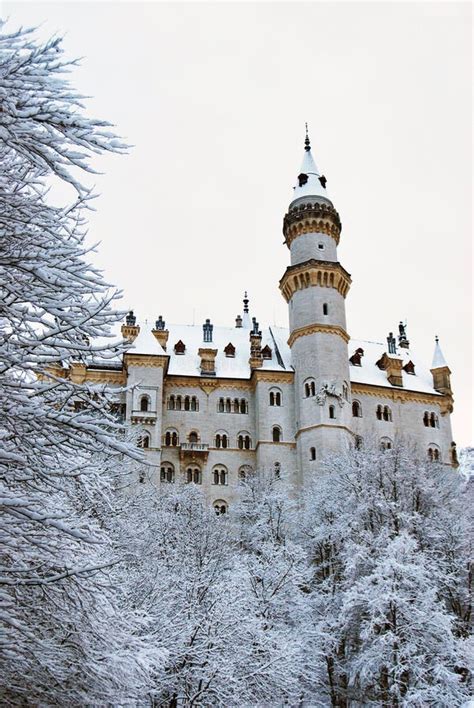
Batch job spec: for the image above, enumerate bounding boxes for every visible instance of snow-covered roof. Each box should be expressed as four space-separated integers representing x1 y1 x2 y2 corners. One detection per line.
431 338 449 369
126 320 440 395
290 139 332 207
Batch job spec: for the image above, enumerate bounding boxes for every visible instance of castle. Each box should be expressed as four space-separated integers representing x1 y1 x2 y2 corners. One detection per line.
70 132 456 512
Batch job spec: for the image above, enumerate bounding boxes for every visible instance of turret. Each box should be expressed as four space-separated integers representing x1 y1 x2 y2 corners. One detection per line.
431 336 452 396
121 310 140 342
280 128 353 482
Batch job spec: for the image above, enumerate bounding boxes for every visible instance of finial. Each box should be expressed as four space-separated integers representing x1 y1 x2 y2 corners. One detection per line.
435 335 439 344
243 291 249 314
304 122 311 152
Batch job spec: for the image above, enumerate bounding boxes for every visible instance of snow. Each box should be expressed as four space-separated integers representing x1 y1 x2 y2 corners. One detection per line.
290 146 333 206
432 338 449 369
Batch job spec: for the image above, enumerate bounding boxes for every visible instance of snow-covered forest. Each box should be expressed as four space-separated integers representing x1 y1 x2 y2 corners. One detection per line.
0 25 472 706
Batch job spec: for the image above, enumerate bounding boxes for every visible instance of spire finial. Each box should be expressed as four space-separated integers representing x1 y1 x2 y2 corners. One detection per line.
243 291 249 314
435 335 439 344
304 122 311 152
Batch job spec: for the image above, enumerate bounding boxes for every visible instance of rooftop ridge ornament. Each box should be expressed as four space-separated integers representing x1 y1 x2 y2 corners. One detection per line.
304 122 311 152
243 291 249 314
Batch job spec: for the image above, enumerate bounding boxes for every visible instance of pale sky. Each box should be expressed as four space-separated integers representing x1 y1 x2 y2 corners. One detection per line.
4 2 473 446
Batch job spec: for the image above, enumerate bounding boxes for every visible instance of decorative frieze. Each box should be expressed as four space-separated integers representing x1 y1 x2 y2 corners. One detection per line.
283 202 342 248
279 259 351 302
288 323 350 347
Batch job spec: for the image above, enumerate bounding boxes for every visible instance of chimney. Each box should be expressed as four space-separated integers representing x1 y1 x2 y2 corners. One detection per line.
152 315 169 350
121 310 140 342
198 348 217 376
249 317 263 370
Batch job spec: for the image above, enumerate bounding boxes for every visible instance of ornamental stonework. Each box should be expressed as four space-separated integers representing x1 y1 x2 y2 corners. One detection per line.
279 259 351 302
283 202 342 247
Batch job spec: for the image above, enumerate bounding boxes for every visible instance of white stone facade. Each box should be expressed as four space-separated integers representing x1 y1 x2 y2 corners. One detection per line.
81 136 457 513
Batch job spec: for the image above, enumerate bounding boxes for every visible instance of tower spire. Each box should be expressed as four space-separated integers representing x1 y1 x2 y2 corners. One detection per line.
291 125 331 206
304 122 311 152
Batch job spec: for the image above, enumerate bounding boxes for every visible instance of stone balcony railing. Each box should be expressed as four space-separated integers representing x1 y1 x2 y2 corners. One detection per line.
131 409 157 425
179 442 209 462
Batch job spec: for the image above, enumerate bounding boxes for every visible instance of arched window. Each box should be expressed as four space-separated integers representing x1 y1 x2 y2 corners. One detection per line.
376 405 383 421
305 379 316 398
383 406 392 422
274 462 281 478
233 398 240 413
186 466 202 484
176 395 182 411
160 463 175 483
305 383 310 397
269 388 282 406
213 466 228 485
191 396 198 411
184 396 190 411
430 412 439 428
238 465 252 481
423 411 429 427
380 437 392 451
225 399 231 413
310 447 316 461
240 399 247 414
164 429 179 447
272 426 282 443
213 500 228 515
215 432 228 449
352 400 362 417
311 381 316 396
139 395 150 412
323 303 328 316
342 381 349 401
188 431 199 444
138 432 150 449
165 431 171 446
329 405 335 420
172 431 178 446
168 395 175 411
238 433 251 450
428 445 440 462
269 391 275 406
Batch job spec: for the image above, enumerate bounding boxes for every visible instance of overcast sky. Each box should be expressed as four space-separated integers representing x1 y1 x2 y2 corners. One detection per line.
5 2 472 446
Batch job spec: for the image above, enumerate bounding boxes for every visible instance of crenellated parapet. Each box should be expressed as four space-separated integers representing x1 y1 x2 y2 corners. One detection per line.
279 258 351 302
283 202 342 248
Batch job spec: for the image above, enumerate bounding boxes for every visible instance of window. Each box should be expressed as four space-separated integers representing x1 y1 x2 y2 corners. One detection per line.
304 379 316 398
168 395 175 410
428 446 440 462
382 406 392 422
238 433 251 450
184 396 190 411
240 399 247 414
213 500 228 515
233 398 240 413
224 342 235 357
176 396 182 411
238 465 252 481
215 433 228 449
226 399 231 413
261 345 272 360
352 400 362 417
318 242 324 250
355 435 363 450
328 405 335 420
376 405 383 421
190 396 198 411
174 340 186 354
139 395 150 412
218 397 248 414
186 466 202 484
380 438 392 451
424 411 439 428
269 389 282 406
310 447 316 461
423 411 429 427
272 426 282 443
323 303 328 316
213 466 228 485
403 360 416 375
160 464 175 483
342 381 349 401
164 430 179 446
138 432 150 448
188 431 199 444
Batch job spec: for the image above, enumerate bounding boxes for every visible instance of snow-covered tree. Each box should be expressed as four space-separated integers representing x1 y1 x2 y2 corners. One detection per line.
301 441 472 706
0 25 153 702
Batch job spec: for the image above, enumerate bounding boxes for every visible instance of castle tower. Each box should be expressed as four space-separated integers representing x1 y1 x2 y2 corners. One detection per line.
279 129 353 481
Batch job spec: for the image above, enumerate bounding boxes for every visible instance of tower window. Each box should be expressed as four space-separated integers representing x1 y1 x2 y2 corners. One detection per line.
139 395 150 412
328 405 335 420
310 447 316 461
269 389 282 406
323 303 328 316
318 243 324 250
213 466 228 486
272 426 282 443
352 400 362 417
160 464 175 483
213 500 228 515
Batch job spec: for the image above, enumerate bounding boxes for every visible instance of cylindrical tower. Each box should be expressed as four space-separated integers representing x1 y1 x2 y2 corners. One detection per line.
280 130 353 483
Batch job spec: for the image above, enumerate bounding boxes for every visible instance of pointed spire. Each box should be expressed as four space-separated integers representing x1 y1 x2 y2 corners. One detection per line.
431 336 448 369
290 124 331 207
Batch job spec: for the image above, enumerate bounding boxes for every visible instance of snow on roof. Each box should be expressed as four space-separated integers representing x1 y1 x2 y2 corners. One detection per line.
431 338 448 369
290 145 332 206
126 320 440 395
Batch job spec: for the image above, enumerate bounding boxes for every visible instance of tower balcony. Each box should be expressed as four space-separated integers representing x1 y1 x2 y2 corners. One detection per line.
279 258 351 302
179 442 209 463
131 409 157 425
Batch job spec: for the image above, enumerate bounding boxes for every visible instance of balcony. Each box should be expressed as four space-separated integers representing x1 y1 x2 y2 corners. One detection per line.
131 409 157 425
179 442 209 462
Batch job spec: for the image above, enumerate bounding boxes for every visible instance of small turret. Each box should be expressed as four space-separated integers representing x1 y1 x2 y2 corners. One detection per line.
249 317 263 370
152 315 169 350
431 336 452 395
121 310 140 342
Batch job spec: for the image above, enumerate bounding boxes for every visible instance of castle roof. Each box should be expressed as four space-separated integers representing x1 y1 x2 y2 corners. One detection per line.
431 337 449 369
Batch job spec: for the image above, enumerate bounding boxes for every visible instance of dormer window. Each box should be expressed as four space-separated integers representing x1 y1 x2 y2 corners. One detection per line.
403 360 416 375
224 342 235 358
349 348 364 366
298 173 308 187
174 340 186 355
261 345 272 360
